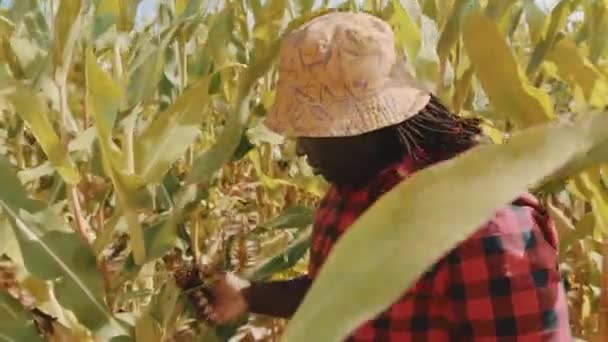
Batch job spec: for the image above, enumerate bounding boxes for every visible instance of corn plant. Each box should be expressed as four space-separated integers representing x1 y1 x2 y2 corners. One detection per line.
0 1 607 341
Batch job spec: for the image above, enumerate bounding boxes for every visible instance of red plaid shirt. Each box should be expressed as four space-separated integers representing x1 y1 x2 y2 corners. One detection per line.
308 157 571 341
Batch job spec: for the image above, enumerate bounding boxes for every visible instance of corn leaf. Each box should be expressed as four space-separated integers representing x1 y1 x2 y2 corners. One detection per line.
187 39 280 184
0 156 127 335
282 113 608 342
0 292 45 342
134 75 212 184
85 48 147 265
545 36 607 105
126 46 166 108
385 0 420 60
249 232 311 281
94 0 120 37
4 82 80 184
585 0 608 63
462 10 554 127
258 205 314 230
523 0 548 44
53 0 81 68
525 0 573 77
436 0 478 64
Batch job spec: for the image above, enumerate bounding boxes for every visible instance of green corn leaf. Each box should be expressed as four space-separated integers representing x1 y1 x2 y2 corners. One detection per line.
249 232 311 281
436 0 478 64
134 70 222 184
94 0 120 37
85 47 147 265
0 293 45 342
523 0 548 44
259 205 314 231
545 36 608 106
281 112 608 342
584 0 608 63
125 45 165 108
186 38 280 185
0 156 128 336
53 0 81 68
462 10 554 127
385 0 420 61
526 0 574 77
3 82 80 185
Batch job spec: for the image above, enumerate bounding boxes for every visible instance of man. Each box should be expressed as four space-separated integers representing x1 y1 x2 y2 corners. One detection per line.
205 11 571 341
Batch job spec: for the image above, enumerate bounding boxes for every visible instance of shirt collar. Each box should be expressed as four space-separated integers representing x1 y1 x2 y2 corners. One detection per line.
333 155 419 196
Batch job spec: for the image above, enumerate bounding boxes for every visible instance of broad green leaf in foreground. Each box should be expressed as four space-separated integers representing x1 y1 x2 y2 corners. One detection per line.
0 292 45 342
462 10 554 127
0 157 127 335
281 112 608 342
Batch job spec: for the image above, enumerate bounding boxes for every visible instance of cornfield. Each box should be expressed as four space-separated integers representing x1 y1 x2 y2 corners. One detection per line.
0 0 607 341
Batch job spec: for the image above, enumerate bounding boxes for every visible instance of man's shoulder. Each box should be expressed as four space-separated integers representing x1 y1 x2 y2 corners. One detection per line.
446 192 559 272
466 193 556 245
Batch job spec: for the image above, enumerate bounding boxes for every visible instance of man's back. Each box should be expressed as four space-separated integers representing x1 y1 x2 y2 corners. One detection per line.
309 159 571 341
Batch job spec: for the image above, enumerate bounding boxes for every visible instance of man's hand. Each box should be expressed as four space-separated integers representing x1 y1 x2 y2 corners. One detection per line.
206 274 249 325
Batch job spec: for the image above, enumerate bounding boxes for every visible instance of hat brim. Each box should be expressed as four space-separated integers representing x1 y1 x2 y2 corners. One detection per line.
264 78 431 138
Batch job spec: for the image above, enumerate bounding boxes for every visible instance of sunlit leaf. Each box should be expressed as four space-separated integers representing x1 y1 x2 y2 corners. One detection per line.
282 112 608 342
525 0 573 77
207 7 234 66
436 0 478 64
385 0 420 60
584 0 608 63
249 232 311 281
484 0 515 20
0 292 45 342
177 0 204 19
523 0 548 44
85 47 147 265
0 156 128 335
259 206 314 231
462 10 554 127
545 36 608 105
4 82 80 184
54 0 81 68
187 38 280 184
134 74 215 184
252 0 286 45
124 217 181 269
126 47 165 108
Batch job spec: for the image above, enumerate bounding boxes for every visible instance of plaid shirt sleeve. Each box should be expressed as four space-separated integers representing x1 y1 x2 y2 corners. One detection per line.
440 194 571 341
307 157 571 341
345 194 571 341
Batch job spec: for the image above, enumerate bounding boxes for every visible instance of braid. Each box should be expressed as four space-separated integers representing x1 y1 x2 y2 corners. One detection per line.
392 94 483 166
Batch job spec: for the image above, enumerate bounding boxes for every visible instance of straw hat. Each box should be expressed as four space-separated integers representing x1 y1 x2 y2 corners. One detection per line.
264 11 431 138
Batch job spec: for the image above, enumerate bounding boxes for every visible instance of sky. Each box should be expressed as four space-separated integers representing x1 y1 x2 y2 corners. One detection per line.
0 0 584 27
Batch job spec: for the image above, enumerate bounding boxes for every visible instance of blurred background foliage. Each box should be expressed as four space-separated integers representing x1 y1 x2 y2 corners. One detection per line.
0 0 606 341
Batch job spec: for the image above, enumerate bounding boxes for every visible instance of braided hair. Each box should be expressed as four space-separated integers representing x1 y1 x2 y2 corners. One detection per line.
373 94 483 168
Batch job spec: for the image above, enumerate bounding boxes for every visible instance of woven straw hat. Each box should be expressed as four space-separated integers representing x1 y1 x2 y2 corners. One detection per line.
264 11 431 138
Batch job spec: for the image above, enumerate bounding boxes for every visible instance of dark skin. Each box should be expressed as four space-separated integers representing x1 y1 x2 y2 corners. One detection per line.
206 131 405 324
296 128 405 188
205 96 483 324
